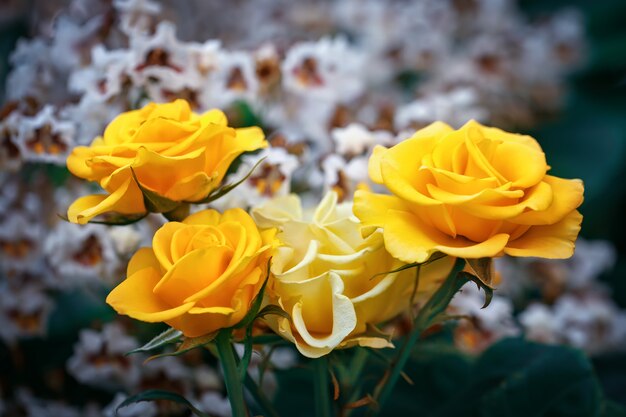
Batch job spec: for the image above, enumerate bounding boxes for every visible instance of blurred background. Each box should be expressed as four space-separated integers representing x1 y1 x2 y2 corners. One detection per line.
0 0 625 416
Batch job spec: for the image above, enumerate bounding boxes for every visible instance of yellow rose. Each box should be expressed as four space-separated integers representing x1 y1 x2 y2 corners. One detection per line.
354 120 584 263
106 208 276 337
252 192 453 358
66 99 266 224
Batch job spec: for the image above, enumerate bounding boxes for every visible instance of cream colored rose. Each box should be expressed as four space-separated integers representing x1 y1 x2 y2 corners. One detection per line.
252 192 452 358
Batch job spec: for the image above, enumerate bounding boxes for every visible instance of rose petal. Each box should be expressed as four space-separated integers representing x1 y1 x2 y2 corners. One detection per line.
383 209 510 262
491 140 547 188
132 146 208 198
367 145 387 184
67 177 145 224
166 171 217 202
153 245 233 305
106 266 194 322
512 175 584 225
152 222 187 270
184 209 221 226
381 160 441 206
288 272 357 354
504 210 583 258
127 247 160 276
353 190 411 231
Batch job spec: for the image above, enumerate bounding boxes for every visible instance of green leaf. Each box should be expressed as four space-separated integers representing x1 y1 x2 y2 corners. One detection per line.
145 332 217 362
466 258 494 287
413 258 468 330
239 323 255 380
115 389 210 417
127 328 183 355
233 263 274 379
378 337 618 417
600 401 626 417
256 304 292 322
230 100 265 128
457 271 494 309
369 252 449 281
44 164 71 187
370 262 419 281
428 338 605 417
130 168 181 213
162 203 190 222
56 212 148 226
196 156 267 205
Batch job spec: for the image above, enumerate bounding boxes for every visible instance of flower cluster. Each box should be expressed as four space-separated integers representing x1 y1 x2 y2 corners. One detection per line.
2 1 619 416
64 101 583 359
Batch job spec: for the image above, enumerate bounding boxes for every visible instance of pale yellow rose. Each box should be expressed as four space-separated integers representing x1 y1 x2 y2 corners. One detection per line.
252 192 453 358
106 208 276 337
354 120 584 263
66 99 266 224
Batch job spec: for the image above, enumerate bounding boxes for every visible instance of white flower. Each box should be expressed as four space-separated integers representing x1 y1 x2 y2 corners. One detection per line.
552 294 625 355
107 225 144 257
519 293 626 355
555 239 616 289
103 392 158 417
50 15 103 73
262 96 338 151
15 388 82 417
69 45 133 102
253 43 282 94
5 39 53 101
193 365 223 392
0 213 45 274
15 106 75 165
67 322 142 390
282 37 365 103
196 391 231 417
199 49 259 109
0 283 53 343
395 88 489 131
61 95 126 145
129 21 203 98
114 0 162 35
44 222 120 286
518 303 559 344
141 355 194 392
210 147 299 211
451 282 519 337
0 112 23 171
187 38 222 72
331 123 393 156
320 154 370 201
0 173 43 222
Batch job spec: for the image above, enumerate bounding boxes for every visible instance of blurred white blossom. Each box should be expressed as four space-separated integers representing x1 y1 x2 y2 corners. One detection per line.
67 322 142 390
45 222 120 286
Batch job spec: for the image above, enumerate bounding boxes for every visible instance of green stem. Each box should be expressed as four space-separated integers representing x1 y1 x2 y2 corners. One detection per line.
314 356 332 417
206 343 280 417
346 347 368 389
243 372 281 417
215 330 248 417
343 348 369 417
371 257 466 415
